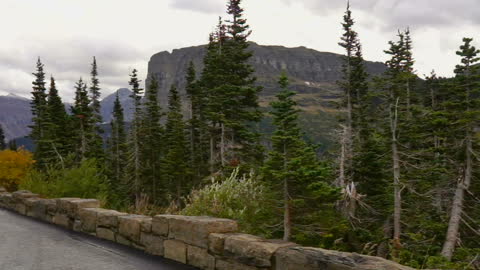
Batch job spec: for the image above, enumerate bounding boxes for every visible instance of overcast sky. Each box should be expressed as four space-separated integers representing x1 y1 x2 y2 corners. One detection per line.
0 0 479 101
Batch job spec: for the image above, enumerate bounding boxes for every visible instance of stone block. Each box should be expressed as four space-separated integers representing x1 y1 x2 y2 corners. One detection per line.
15 203 27 215
116 234 131 246
224 234 297 268
73 220 82 232
157 215 238 248
152 214 175 236
53 213 71 228
209 233 230 254
215 259 258 270
29 199 47 219
141 232 164 256
56 198 81 214
69 199 100 217
0 187 6 193
96 227 116 242
274 246 414 270
78 208 107 233
25 198 42 217
96 209 127 229
164 240 187 264
141 218 152 233
12 190 39 202
0 193 13 209
187 245 215 270
118 214 151 243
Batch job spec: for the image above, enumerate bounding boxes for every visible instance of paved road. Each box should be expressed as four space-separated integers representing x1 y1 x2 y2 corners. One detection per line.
0 209 197 270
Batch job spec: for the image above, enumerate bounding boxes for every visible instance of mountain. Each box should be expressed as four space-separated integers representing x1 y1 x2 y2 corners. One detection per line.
147 42 386 110
0 89 133 143
100 88 134 123
147 42 386 148
0 93 32 141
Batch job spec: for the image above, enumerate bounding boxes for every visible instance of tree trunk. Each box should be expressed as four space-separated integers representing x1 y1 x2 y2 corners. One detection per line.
220 122 225 167
283 144 291 241
390 98 402 254
441 135 472 260
337 125 347 188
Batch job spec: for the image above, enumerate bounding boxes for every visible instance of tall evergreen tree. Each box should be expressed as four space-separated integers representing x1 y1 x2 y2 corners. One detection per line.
263 74 337 241
185 61 209 182
441 38 480 260
141 74 164 204
30 58 50 168
127 69 144 205
71 78 91 161
0 125 6 150
47 76 71 164
108 91 128 201
337 3 370 219
164 85 190 206
88 57 104 160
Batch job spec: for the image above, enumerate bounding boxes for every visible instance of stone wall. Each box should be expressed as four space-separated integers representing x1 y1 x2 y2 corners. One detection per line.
0 188 414 270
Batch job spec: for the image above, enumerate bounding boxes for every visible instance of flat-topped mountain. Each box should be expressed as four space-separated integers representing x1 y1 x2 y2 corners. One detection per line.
147 42 386 110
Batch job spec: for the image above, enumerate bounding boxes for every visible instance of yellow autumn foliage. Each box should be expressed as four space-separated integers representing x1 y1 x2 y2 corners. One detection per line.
0 149 35 191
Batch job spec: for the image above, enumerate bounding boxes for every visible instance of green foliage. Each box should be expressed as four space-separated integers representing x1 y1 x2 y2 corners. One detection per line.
20 158 110 204
181 168 275 236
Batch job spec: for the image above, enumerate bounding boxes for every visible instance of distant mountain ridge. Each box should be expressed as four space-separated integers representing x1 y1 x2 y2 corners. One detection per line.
0 89 133 142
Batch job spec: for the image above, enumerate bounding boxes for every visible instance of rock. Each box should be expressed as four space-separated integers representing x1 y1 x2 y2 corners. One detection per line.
69 199 100 217
56 198 81 214
96 227 116 242
187 245 215 270
0 187 7 193
12 190 39 201
215 259 259 270
24 198 43 218
208 233 229 254
152 214 175 236
141 233 164 256
164 240 187 264
14 203 26 215
118 215 151 243
274 246 414 270
96 209 127 229
53 213 71 228
157 215 238 248
78 208 106 233
224 234 297 268
116 234 131 246
73 220 82 232
141 218 152 233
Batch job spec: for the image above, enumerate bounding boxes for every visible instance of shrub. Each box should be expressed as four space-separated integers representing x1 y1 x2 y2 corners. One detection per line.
20 158 109 203
181 168 275 237
0 149 35 191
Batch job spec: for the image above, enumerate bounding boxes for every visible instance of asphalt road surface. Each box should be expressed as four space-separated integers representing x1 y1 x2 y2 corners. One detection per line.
0 209 197 270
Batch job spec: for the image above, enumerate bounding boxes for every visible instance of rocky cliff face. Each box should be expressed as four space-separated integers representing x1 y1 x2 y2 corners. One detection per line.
147 42 386 110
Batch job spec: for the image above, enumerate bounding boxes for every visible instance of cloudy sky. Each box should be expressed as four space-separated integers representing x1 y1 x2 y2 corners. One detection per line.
0 0 479 101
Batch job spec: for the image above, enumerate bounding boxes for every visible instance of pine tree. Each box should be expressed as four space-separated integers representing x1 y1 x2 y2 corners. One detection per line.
164 85 190 206
441 38 480 260
127 69 144 204
336 3 370 219
141 74 164 204
263 74 337 241
199 1 263 172
47 76 71 165
30 58 50 168
88 57 105 160
71 78 91 161
8 139 17 151
108 91 128 201
0 125 6 150
185 61 209 182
